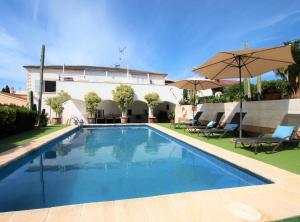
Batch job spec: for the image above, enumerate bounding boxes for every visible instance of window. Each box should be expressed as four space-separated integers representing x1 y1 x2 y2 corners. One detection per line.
44 81 56 92
35 80 56 93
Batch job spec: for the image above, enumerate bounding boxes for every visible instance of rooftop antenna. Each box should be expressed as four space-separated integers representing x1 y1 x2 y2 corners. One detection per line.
115 46 126 68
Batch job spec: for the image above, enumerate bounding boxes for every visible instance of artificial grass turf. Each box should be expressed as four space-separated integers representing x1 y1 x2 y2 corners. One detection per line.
0 125 67 153
156 123 300 175
276 216 300 222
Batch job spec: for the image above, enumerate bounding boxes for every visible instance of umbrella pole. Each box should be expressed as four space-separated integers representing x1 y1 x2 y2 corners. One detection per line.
192 82 196 126
238 57 243 138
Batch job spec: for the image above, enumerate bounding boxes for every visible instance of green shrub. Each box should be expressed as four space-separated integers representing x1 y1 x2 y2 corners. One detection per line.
201 80 290 104
223 83 243 101
39 109 48 127
84 92 101 117
262 80 290 97
0 105 16 133
168 112 175 120
0 104 36 135
144 92 160 117
112 85 134 117
47 90 71 117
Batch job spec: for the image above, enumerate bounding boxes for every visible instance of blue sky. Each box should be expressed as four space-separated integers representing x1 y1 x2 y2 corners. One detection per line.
0 0 300 90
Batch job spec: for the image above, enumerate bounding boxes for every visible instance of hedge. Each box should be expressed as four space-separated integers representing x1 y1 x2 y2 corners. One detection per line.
200 80 291 104
0 104 37 135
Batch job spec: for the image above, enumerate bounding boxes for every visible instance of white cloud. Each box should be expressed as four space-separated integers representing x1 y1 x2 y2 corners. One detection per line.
0 27 30 88
0 0 154 89
38 0 152 70
236 10 300 38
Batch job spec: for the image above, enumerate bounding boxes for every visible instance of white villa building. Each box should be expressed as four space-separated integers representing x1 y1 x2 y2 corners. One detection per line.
24 65 195 123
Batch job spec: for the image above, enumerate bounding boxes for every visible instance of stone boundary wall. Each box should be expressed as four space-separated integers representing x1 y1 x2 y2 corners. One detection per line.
175 99 300 134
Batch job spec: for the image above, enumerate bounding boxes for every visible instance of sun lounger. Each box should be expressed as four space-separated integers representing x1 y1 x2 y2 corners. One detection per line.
186 112 224 133
173 111 203 128
234 114 300 154
199 112 247 138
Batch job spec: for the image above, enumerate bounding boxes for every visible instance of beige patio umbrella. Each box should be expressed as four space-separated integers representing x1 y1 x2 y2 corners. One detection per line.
170 78 222 125
193 45 295 137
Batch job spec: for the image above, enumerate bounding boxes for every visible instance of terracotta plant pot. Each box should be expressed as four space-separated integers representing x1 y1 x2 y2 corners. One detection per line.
170 119 175 124
121 117 128 124
263 92 281 100
52 117 62 125
148 117 156 123
87 117 96 124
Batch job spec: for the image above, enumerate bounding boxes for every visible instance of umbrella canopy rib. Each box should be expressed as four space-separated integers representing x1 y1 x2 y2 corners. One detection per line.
182 80 191 89
211 60 235 79
242 55 294 64
193 57 237 72
241 57 253 78
220 45 290 57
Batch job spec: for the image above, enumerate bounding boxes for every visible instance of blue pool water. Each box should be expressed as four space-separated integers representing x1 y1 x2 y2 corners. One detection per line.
0 126 271 212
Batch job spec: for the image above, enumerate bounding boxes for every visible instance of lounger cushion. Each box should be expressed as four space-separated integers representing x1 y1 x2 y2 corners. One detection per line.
224 124 238 130
272 125 295 140
207 121 216 128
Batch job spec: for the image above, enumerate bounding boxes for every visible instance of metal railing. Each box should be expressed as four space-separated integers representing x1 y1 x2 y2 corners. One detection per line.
66 116 84 127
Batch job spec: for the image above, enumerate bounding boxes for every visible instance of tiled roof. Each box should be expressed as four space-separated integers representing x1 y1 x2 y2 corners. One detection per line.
0 92 27 101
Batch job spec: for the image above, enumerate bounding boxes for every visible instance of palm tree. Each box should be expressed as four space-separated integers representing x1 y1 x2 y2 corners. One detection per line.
45 97 53 121
275 39 300 94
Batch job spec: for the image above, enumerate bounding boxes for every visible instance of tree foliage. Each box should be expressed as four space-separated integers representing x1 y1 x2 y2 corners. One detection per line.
112 85 134 117
180 89 200 105
84 92 101 117
275 40 300 93
144 92 160 109
1 85 10 93
183 89 189 103
0 104 36 135
201 80 290 103
47 90 71 117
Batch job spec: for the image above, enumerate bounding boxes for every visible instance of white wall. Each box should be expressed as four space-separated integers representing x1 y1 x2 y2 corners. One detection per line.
197 89 213 97
175 99 300 132
28 69 166 87
33 80 181 123
129 101 148 115
98 100 121 115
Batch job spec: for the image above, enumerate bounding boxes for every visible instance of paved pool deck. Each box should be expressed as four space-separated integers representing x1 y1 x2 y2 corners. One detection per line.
0 123 300 222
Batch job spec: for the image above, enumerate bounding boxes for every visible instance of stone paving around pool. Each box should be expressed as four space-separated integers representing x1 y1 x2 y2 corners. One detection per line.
1 123 300 222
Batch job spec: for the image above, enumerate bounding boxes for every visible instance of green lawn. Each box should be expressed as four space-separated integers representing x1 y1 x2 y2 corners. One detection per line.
0 125 67 153
156 123 300 175
278 217 300 222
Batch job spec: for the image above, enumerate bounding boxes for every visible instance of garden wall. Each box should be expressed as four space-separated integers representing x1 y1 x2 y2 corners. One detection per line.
175 99 300 133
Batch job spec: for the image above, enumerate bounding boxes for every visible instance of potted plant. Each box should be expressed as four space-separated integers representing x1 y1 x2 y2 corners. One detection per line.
84 92 101 124
263 86 282 100
144 92 159 123
112 85 134 123
48 90 71 124
168 112 175 124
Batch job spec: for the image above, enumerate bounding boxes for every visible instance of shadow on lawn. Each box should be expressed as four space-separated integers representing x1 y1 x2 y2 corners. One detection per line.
0 126 62 154
172 125 300 155
198 131 299 153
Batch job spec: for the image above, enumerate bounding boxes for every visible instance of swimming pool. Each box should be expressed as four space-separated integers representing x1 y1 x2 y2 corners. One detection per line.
0 125 271 212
